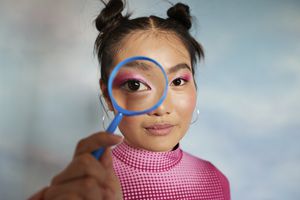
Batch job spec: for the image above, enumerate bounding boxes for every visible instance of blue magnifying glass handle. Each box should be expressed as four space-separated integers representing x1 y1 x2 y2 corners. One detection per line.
91 112 123 159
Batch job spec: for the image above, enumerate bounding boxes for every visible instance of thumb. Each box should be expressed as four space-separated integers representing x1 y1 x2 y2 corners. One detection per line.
99 147 114 168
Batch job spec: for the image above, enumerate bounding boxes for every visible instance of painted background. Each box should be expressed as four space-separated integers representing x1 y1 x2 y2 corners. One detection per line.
0 0 299 199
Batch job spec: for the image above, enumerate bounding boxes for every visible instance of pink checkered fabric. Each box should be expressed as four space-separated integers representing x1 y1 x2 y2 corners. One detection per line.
112 142 230 200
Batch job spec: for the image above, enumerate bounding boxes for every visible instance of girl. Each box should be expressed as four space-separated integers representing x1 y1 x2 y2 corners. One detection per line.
29 0 230 199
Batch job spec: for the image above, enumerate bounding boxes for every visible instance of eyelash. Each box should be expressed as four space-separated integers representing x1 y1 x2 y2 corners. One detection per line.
170 77 189 86
120 79 150 92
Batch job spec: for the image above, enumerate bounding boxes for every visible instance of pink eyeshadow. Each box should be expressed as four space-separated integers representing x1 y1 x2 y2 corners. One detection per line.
113 72 152 88
180 73 192 81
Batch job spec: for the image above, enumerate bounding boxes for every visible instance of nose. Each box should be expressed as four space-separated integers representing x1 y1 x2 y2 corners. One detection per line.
148 92 173 116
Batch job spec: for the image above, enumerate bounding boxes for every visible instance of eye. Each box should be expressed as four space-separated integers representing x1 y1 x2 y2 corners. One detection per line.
121 79 150 92
171 78 187 86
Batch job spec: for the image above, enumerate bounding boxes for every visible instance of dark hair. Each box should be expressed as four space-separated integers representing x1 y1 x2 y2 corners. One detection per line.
94 0 204 85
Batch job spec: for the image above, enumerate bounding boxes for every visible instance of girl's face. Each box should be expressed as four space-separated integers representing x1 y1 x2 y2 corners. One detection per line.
102 32 197 152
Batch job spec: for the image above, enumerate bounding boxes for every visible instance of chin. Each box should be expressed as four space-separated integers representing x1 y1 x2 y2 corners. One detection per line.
141 140 178 152
122 129 183 152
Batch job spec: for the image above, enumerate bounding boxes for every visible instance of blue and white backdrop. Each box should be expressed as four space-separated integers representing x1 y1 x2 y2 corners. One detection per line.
0 0 299 199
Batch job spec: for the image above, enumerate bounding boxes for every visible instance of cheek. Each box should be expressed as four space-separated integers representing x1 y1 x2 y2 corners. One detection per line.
179 98 196 118
175 89 197 118
118 115 142 132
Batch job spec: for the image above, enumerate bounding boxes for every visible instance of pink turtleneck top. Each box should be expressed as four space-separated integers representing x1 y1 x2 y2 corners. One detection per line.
112 142 230 200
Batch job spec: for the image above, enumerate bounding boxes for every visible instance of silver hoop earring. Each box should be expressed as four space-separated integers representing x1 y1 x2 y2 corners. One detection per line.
99 94 112 130
191 107 200 125
102 114 107 130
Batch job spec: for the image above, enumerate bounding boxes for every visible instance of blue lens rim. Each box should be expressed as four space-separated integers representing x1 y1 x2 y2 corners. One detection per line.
107 56 168 116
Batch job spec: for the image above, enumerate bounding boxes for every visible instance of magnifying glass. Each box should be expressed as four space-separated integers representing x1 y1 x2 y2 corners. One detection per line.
92 56 168 159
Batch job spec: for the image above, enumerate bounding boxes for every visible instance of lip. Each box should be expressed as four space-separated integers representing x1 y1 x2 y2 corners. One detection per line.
144 124 174 136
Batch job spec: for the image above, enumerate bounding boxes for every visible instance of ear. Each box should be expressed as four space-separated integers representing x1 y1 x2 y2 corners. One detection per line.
99 79 114 111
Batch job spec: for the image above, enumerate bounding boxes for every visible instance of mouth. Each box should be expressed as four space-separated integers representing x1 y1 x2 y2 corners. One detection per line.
144 124 175 136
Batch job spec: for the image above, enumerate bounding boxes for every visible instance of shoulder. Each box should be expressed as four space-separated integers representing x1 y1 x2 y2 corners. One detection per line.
182 151 224 173
181 150 215 169
182 150 229 180
181 150 231 198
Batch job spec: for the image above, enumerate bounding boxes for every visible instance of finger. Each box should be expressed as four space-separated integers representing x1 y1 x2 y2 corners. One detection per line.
99 148 113 168
51 154 106 186
52 193 81 200
100 148 123 199
104 171 123 200
28 187 49 200
45 177 104 200
74 132 123 157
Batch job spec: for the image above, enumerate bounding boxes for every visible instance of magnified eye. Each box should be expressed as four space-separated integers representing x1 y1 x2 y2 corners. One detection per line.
122 79 150 92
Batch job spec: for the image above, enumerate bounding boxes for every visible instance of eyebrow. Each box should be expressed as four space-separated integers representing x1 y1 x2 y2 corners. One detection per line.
167 63 192 74
123 61 151 71
123 61 192 74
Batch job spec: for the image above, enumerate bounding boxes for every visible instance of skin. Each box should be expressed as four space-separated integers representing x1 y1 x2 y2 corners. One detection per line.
29 31 197 200
102 31 197 152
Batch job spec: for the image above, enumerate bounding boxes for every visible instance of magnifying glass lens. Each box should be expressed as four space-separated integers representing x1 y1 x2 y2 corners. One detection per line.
111 59 166 112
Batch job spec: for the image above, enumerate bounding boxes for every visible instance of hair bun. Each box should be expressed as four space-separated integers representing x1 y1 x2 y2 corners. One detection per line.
95 0 126 33
167 3 192 30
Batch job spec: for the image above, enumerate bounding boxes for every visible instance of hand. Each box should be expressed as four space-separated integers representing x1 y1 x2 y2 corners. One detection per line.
29 132 123 200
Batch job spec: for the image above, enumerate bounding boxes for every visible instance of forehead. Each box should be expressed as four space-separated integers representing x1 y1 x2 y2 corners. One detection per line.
114 30 191 70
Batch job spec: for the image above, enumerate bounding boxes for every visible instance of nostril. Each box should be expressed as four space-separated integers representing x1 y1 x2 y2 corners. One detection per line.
148 93 173 116
148 106 171 116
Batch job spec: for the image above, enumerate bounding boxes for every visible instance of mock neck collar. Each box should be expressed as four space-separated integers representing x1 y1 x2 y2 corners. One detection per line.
112 142 183 172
